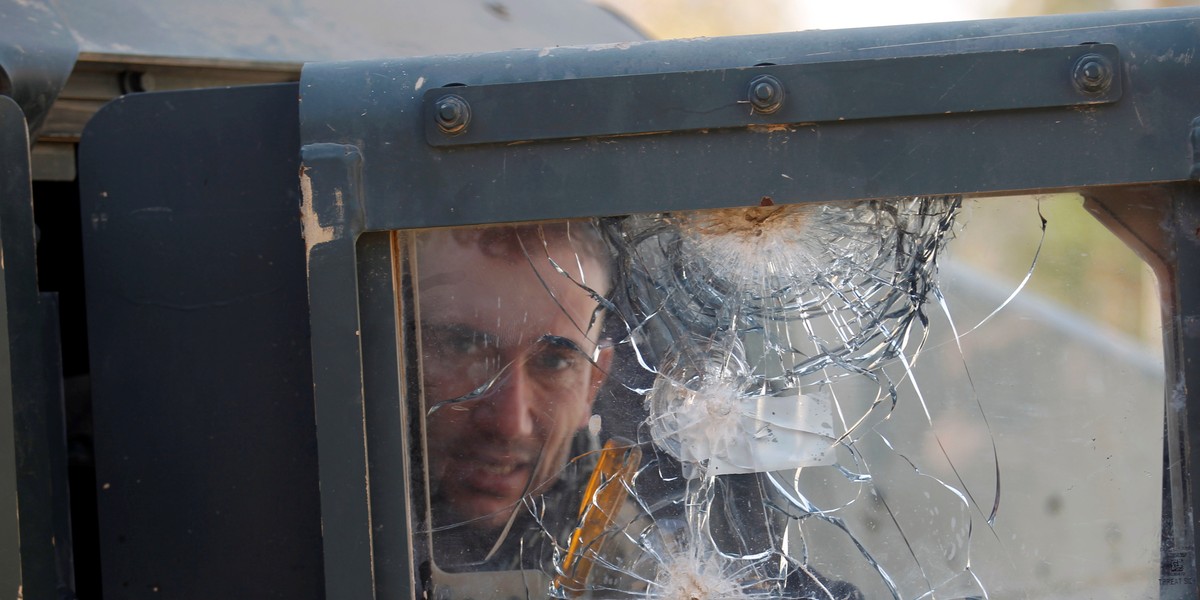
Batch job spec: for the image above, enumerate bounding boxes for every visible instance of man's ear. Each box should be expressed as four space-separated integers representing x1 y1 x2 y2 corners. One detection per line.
579 345 614 428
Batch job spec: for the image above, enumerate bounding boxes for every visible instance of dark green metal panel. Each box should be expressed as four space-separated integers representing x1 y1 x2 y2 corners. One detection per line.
424 44 1122 147
301 7 1200 233
357 231 417 598
298 7 1200 598
1168 185 1200 594
79 84 322 599
0 93 73 598
0 146 16 600
299 142 374 600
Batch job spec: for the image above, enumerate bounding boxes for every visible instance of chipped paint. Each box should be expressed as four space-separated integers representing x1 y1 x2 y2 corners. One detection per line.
1156 47 1195 65
747 123 794 133
299 167 339 274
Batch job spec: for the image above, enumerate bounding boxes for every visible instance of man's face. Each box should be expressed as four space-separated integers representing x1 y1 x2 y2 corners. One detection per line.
417 226 609 531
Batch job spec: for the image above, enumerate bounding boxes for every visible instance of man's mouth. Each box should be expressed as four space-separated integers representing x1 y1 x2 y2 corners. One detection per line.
454 453 536 497
476 462 523 476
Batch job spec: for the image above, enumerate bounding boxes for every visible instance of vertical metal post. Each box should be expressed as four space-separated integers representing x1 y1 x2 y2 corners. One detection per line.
1163 184 1200 597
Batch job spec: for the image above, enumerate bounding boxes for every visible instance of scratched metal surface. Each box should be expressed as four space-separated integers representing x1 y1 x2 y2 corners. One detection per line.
300 7 1200 232
299 7 1200 599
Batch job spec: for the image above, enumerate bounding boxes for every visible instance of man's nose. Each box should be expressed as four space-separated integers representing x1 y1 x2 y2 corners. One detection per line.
471 364 536 439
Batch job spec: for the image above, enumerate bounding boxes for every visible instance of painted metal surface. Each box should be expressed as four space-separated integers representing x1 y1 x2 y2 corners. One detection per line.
52 0 642 64
424 44 1122 147
78 84 322 599
301 8 1200 233
0 96 21 600
0 93 73 599
298 7 1200 598
0 0 77 138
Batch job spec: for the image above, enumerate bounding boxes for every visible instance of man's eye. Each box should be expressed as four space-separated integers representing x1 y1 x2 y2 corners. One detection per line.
529 335 586 373
530 349 576 372
421 326 504 399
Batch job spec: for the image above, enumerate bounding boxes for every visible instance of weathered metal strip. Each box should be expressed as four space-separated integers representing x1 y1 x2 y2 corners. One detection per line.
425 44 1121 147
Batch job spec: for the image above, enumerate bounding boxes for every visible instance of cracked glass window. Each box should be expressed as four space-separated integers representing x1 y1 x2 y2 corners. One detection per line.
405 194 1166 599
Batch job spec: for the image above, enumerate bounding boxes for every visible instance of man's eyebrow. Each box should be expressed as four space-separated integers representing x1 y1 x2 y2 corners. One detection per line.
424 323 595 354
534 334 585 352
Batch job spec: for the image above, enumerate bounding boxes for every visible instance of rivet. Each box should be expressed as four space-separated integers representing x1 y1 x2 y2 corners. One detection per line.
434 94 471 135
1072 53 1113 95
747 74 785 114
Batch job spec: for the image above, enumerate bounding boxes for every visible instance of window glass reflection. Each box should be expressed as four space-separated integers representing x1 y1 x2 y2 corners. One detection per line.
409 195 1167 599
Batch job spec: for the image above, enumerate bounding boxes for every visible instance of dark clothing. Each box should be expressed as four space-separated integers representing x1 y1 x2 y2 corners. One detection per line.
424 435 863 599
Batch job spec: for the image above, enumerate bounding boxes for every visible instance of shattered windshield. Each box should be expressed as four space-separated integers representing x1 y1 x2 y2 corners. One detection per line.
406 194 1166 599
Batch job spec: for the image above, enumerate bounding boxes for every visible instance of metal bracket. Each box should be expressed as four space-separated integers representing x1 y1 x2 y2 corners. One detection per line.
424 43 1121 147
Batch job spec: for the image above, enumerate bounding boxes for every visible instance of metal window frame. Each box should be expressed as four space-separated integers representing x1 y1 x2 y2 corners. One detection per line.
299 8 1200 598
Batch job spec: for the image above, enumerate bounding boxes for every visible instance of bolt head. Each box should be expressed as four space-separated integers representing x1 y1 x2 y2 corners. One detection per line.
434 94 471 135
1072 53 1113 95
753 82 775 102
747 75 785 114
437 101 461 122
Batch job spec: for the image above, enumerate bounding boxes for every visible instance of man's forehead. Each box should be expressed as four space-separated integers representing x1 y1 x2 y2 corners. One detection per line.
416 225 611 290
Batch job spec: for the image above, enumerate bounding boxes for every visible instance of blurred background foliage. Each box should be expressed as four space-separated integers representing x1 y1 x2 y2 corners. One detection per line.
597 0 1181 351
